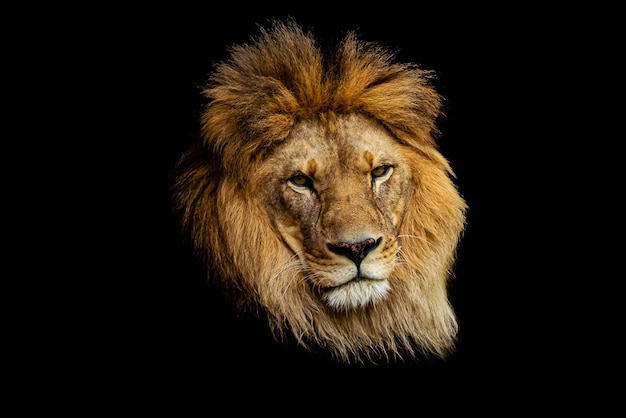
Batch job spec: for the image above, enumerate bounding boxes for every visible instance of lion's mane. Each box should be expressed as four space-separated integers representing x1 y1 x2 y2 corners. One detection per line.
173 19 467 363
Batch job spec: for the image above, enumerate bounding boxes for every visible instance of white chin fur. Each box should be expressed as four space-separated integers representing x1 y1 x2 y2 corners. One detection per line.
322 279 390 311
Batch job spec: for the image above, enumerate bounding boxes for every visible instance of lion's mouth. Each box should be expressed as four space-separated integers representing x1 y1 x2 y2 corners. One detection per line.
322 276 376 290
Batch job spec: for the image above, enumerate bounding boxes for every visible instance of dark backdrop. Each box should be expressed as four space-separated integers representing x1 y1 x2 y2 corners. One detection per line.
55 1 620 412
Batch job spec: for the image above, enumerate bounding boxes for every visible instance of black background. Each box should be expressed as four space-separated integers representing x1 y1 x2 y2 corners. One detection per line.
27 1 621 413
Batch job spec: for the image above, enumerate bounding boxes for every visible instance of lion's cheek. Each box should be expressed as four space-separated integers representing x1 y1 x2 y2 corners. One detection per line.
275 221 305 254
264 191 318 252
385 181 412 229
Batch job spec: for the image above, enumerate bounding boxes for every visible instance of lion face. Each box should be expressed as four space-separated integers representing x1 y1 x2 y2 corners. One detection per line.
260 114 410 311
173 19 467 363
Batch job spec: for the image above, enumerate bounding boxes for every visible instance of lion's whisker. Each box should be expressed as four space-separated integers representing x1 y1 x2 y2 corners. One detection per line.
398 234 435 248
394 247 409 266
273 251 315 296
271 251 303 280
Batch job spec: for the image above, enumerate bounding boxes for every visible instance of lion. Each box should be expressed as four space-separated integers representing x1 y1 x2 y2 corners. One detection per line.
172 19 467 364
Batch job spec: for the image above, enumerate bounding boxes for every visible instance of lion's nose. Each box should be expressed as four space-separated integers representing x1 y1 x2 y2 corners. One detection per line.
327 237 382 267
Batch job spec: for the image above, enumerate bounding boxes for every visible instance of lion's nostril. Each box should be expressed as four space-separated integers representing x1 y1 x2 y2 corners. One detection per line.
327 237 382 266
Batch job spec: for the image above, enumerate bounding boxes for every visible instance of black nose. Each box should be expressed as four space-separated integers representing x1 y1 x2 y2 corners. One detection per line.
327 237 382 267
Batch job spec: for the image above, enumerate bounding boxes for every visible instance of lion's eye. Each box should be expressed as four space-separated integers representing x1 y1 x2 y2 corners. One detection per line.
371 165 392 180
288 174 313 190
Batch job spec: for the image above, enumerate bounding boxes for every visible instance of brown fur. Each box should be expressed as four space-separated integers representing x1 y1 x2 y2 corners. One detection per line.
172 19 467 363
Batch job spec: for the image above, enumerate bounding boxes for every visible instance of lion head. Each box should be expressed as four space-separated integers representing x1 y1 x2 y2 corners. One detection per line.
172 19 467 363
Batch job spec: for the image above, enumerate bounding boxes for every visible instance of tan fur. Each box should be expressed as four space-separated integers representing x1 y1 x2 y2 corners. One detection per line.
172 19 467 363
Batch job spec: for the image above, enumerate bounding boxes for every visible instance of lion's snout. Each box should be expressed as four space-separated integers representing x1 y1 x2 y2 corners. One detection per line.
327 237 382 267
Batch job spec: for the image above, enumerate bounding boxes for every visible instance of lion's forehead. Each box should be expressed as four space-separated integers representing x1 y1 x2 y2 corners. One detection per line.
271 114 401 172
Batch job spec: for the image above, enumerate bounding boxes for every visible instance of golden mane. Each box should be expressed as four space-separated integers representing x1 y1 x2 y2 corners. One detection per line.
173 19 467 363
